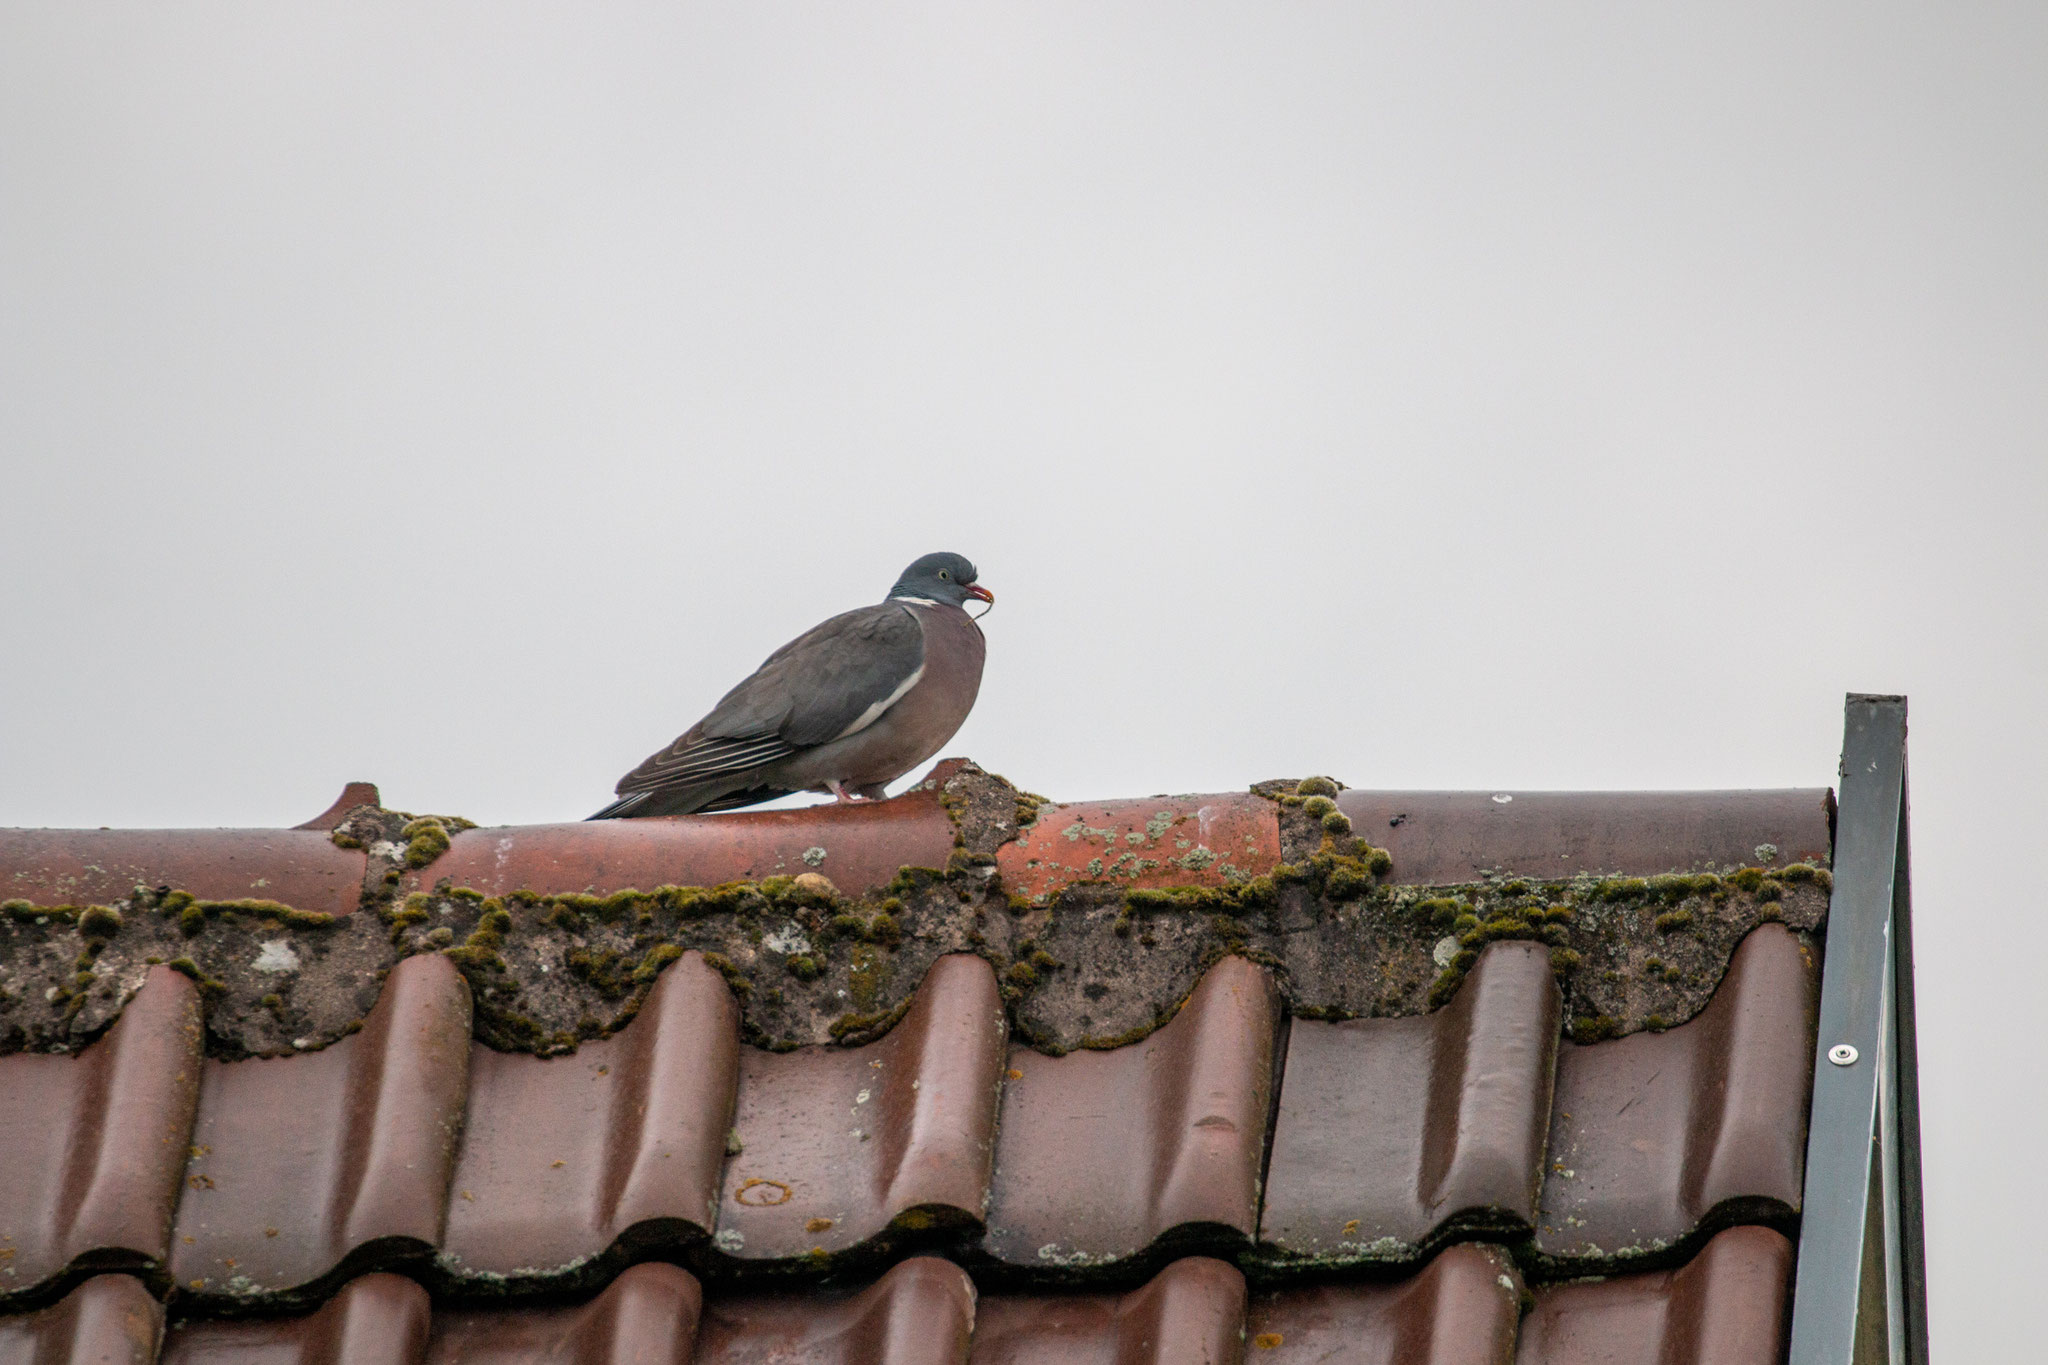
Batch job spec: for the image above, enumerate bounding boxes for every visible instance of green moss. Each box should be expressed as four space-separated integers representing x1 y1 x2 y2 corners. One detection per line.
700 952 754 997
1726 867 1766 893
1499 879 1530 897
1452 913 1481 934
479 907 512 936
569 947 629 998
1571 1014 1619 1043
424 926 454 947
1320 809 1353 835
1756 880 1784 902
331 830 364 850
77 905 122 938
1295 776 1340 798
1005 961 1039 988
866 913 901 947
829 995 913 1044
1549 947 1582 972
633 944 683 982
258 993 284 1013
401 818 454 869
1542 904 1576 923
1654 909 1695 934
1644 1013 1671 1031
164 957 226 999
1594 877 1649 902
1415 897 1464 927
1301 795 1338 819
443 944 507 974
786 954 822 982
179 905 206 937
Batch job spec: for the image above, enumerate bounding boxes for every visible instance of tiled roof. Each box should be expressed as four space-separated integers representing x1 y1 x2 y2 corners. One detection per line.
0 761 1835 1361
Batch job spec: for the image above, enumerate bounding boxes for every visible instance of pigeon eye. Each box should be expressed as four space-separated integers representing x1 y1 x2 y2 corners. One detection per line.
938 570 950 580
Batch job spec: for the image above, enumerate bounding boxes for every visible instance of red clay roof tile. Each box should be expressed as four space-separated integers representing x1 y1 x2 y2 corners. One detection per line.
170 954 472 1304
440 950 740 1289
1334 790 1831 884
0 966 201 1305
971 1255 1246 1364
983 955 1281 1270
0 1273 162 1363
162 1271 431 1363
1534 924 1815 1265
1260 940 1561 1263
1517 1224 1794 1364
1245 1242 1524 1365
431 1261 701 1363
0 828 365 919
996 795 1282 904
414 797 955 905
719 954 1005 1263
693 1255 974 1363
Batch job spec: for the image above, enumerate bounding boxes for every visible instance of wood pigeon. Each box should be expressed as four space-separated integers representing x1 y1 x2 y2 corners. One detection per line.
589 552 991 818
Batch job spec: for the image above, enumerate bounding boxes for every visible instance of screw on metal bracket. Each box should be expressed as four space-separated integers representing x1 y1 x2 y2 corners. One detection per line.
1827 1044 1859 1066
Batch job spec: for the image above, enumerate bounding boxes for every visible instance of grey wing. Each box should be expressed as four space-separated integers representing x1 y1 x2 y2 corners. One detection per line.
613 604 926 798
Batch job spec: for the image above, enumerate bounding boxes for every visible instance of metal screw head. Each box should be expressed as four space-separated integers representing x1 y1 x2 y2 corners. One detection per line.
1828 1044 1859 1066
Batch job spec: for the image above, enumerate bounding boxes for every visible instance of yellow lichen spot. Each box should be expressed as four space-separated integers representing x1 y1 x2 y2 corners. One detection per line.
734 1177 793 1207
551 1159 566 1168
460 1189 475 1202
264 1228 278 1238
1341 1219 1359 1236
1007 1068 1024 1081
189 1279 205 1291
1255 1332 1284 1349
805 1217 835 1233
596 1065 609 1075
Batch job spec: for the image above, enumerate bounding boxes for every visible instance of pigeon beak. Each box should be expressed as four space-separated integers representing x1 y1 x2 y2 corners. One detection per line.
964 584 994 604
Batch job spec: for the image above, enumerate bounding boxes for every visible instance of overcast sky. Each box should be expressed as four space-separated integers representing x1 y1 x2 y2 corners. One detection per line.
2 5 2042 1353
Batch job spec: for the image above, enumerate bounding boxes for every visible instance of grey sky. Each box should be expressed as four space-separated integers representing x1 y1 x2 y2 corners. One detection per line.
3 5 2043 1353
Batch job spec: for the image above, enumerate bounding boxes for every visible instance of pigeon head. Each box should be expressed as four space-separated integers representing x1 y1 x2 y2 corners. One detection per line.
889 551 992 608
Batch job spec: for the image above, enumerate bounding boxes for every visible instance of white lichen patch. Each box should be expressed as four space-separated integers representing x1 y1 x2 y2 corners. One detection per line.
252 940 301 975
764 922 813 955
713 1228 745 1253
1433 935 1460 969
802 846 828 866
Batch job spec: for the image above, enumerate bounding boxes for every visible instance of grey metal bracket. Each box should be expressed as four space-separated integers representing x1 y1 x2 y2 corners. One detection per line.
1788 694 1929 1363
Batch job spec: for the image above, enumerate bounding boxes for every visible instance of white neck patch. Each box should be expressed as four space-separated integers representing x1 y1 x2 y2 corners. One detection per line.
889 594 942 606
